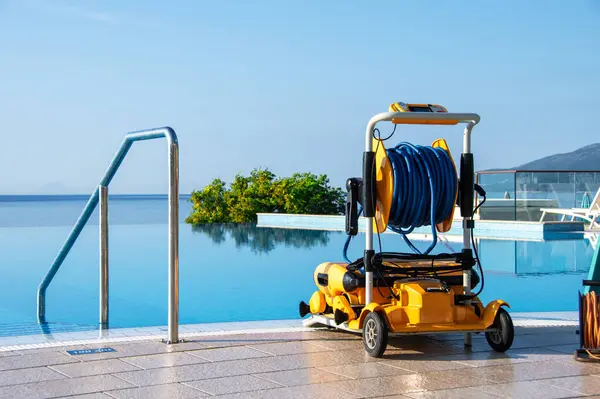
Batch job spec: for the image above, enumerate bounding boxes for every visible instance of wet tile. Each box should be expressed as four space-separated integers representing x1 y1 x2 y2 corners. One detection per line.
308 338 363 351
255 367 350 386
380 357 471 373
0 374 133 399
250 351 341 371
405 387 503 398
544 343 580 354
0 351 21 357
189 334 282 348
212 383 360 399
122 352 210 369
370 396 411 399
188 346 270 362
518 332 579 347
251 349 376 372
473 380 582 398
443 347 570 368
246 331 327 342
159 340 212 352
318 362 413 379
114 358 274 386
105 383 207 398
248 341 331 356
468 360 600 383
0 366 66 387
544 375 600 395
0 351 78 371
20 346 85 355
184 375 282 395
325 370 488 397
56 394 112 398
78 341 175 360
50 358 142 377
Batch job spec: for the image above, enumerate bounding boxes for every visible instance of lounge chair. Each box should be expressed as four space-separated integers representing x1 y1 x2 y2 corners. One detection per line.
539 188 600 230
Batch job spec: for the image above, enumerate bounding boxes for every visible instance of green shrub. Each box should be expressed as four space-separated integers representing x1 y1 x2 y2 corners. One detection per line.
185 168 345 224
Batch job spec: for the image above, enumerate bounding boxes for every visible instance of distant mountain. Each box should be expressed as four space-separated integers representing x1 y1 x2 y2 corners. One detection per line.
515 143 600 171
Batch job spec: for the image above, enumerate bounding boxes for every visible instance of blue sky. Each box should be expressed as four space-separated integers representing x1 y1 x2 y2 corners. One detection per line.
1 0 599 194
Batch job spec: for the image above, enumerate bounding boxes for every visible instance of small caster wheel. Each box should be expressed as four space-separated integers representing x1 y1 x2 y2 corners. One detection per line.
363 312 388 357
485 307 514 352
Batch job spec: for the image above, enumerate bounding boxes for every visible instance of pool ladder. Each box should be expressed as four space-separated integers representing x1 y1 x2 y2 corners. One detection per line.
36 127 180 344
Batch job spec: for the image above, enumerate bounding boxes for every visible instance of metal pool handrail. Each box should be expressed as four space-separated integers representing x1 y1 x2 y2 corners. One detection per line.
36 127 180 344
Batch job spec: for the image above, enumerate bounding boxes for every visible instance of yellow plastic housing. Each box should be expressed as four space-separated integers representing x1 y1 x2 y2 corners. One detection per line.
389 102 459 125
373 138 392 233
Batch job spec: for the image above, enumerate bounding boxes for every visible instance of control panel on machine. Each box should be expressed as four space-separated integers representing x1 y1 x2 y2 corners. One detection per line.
389 102 457 125
390 102 448 113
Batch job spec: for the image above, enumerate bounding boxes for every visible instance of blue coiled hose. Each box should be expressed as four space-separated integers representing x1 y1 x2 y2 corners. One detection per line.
343 142 457 262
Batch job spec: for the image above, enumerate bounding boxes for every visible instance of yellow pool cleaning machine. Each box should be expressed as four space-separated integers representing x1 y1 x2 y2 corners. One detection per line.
299 102 514 357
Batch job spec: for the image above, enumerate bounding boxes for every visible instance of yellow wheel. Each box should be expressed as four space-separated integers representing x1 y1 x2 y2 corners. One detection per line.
362 312 388 357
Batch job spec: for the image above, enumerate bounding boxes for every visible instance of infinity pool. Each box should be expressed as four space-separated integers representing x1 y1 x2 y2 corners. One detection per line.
0 196 594 335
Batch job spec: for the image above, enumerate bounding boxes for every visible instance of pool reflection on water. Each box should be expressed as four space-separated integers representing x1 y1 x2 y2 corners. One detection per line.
0 197 594 333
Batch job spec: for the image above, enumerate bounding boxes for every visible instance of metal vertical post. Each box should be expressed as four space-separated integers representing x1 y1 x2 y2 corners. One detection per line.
167 140 180 344
99 185 109 329
462 122 475 347
514 173 517 221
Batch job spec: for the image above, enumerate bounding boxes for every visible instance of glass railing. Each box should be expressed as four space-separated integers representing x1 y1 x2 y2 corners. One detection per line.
476 170 600 221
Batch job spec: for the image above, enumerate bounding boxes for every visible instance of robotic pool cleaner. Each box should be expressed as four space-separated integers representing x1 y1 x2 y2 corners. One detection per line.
299 102 514 357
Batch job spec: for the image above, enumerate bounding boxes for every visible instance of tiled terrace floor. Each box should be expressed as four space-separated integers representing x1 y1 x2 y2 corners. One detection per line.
0 325 595 398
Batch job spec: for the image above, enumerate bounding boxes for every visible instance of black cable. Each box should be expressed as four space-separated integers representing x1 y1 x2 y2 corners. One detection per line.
470 229 484 297
470 190 485 296
372 124 397 141
474 195 486 214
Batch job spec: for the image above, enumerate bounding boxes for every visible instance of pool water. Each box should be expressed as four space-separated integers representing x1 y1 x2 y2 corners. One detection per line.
0 196 594 334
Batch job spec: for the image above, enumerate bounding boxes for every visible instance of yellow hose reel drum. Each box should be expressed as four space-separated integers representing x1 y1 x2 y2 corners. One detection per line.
373 103 459 234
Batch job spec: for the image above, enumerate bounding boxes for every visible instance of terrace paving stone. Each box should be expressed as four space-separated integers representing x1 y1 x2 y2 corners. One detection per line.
317 362 414 379
308 337 364 351
0 366 66 387
188 345 272 362
473 380 583 398
50 358 142 378
404 387 504 398
0 324 592 399
247 341 332 355
183 375 284 396
0 374 133 399
113 358 276 386
322 370 490 397
0 350 22 357
105 383 208 399
77 341 201 361
121 352 210 369
545 343 580 354
439 347 572 368
543 375 600 395
0 351 78 371
253 367 351 386
250 348 380 372
211 383 360 399
186 333 300 348
379 356 472 373
466 359 600 383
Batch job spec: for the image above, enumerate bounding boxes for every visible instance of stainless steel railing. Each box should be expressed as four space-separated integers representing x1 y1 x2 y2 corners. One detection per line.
36 127 180 344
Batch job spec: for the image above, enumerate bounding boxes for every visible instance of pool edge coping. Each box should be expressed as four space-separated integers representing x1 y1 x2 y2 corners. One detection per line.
0 312 579 352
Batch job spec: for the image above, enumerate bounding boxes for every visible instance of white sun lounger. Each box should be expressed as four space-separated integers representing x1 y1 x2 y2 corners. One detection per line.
539 188 600 230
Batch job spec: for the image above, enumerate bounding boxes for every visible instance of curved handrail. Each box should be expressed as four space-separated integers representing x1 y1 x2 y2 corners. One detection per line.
36 127 180 343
